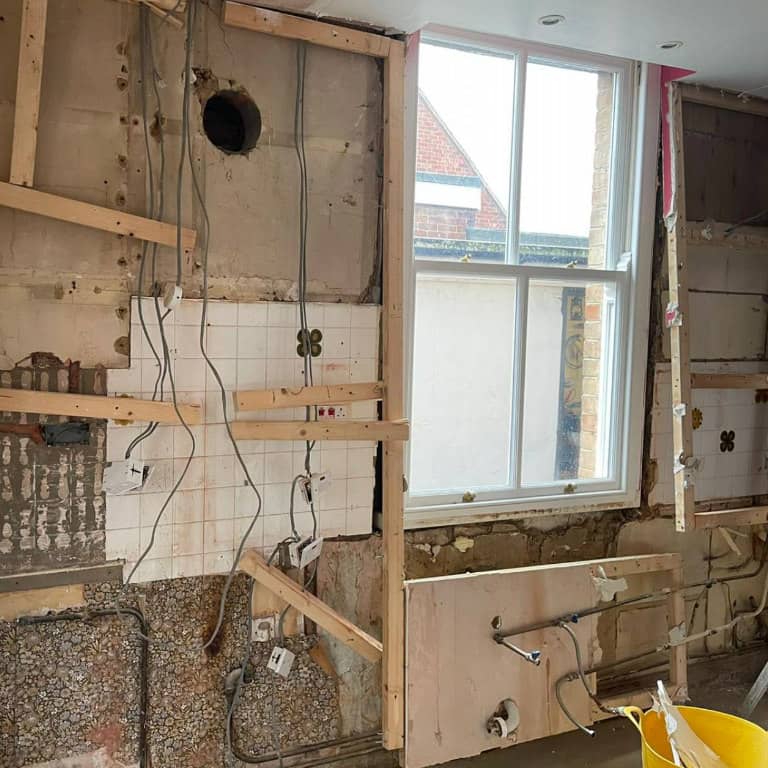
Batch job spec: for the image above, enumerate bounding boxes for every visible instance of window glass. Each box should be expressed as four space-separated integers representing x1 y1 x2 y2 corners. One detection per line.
415 43 515 264
518 62 615 268
410 274 517 494
521 280 614 485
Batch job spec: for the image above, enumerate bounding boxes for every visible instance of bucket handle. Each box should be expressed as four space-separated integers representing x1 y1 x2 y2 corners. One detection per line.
620 705 644 734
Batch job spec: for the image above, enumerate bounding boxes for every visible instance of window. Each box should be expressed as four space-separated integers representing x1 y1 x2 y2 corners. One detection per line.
405 32 658 525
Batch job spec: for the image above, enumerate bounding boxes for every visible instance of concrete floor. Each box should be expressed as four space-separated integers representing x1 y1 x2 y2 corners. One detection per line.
443 647 768 768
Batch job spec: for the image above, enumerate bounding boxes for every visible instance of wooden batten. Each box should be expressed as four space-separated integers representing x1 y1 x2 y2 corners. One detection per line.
238 549 383 663
222 1 401 58
0 182 196 250
236 382 384 411
9 0 48 187
232 419 408 442
0 387 201 425
691 372 768 389
694 506 768 529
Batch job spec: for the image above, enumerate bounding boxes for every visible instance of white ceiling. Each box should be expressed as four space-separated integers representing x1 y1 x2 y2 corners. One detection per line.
275 0 768 93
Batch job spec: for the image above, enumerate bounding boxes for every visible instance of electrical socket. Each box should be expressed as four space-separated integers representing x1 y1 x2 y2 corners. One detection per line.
252 614 276 642
268 646 295 678
317 405 346 419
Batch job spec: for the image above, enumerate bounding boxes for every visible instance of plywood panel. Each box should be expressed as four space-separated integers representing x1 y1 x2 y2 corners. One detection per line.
405 563 600 768
661 290 768 361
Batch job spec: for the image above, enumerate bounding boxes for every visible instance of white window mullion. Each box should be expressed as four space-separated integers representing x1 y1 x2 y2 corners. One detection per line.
509 274 529 487
507 50 527 265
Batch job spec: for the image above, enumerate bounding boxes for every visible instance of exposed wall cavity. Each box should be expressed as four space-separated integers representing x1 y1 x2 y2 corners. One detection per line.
0 358 107 573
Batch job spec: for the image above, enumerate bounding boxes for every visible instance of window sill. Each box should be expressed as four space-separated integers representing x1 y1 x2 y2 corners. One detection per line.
402 487 640 530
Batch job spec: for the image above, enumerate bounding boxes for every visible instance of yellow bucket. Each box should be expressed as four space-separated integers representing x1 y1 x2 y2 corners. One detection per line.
623 705 768 768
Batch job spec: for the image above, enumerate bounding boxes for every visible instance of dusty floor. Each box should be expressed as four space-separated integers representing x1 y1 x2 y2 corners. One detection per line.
444 647 768 768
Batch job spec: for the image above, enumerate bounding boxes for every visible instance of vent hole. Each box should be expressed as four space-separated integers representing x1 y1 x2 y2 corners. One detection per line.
202 89 261 154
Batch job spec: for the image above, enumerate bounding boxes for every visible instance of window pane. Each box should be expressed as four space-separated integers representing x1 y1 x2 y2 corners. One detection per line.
518 62 615 268
414 43 515 264
521 280 614 485
410 274 516 495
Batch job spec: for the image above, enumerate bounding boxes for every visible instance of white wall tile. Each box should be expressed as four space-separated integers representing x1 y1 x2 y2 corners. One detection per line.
173 522 203 556
238 302 268 326
140 524 173 558
206 301 238 327
237 327 268 358
105 495 140 530
173 554 204 578
204 519 234 553
205 487 235 520
106 528 140 561
107 298 377 583
173 490 204 524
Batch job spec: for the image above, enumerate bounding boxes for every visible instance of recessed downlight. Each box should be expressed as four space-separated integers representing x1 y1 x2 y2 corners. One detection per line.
538 13 565 26
658 40 684 50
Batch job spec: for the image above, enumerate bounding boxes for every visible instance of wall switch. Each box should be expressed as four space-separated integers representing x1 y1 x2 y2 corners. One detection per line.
268 646 295 678
299 472 331 504
299 537 323 569
318 405 346 419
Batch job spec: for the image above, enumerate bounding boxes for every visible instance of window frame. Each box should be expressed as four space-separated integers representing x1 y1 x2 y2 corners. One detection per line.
402 28 661 528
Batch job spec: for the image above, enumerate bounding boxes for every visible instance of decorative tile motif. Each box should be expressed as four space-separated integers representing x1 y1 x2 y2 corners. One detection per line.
105 299 380 582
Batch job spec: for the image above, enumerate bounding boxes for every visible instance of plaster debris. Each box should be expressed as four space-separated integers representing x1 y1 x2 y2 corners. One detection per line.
452 536 474 553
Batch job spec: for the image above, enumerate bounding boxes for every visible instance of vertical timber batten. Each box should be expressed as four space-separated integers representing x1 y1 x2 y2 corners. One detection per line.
382 43 406 751
665 82 696 531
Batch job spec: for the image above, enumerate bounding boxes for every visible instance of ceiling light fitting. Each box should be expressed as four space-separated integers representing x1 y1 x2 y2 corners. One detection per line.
538 14 565 26
657 40 684 50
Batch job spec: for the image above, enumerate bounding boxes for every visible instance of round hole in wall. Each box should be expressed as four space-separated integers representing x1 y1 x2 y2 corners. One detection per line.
202 89 261 154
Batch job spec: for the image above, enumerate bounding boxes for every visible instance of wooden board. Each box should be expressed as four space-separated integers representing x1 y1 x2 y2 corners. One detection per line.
691 372 768 389
405 562 599 768
0 387 201 425
239 549 383 663
0 181 196 250
0 584 84 620
665 82 696 531
236 381 384 411
9 0 48 187
381 43 407 751
232 419 408 441
222 1 400 58
404 555 686 768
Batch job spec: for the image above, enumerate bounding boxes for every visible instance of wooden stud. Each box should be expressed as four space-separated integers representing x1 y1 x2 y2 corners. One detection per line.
665 82 696 532
10 0 48 187
687 220 768 251
694 505 768 529
680 83 768 118
381 43 406 751
238 550 383 663
0 387 201 425
0 181 197 250
236 381 384 411
222 1 402 59
231 419 408 442
691 373 768 389
668 564 688 695
0 584 84 621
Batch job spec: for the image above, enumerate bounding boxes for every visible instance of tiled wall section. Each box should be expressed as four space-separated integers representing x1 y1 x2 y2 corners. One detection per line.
649 363 768 506
105 298 380 582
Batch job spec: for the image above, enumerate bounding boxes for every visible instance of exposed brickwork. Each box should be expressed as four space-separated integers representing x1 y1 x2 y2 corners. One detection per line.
579 73 614 478
415 94 506 240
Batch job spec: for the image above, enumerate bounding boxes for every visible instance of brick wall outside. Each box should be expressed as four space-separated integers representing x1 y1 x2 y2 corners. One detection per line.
579 73 614 479
415 95 507 240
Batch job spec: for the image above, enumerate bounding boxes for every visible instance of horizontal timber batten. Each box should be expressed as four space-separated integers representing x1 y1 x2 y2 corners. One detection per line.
691 373 768 389
0 181 196 249
232 419 408 441
0 387 201 425
222 1 402 58
694 506 768 529
236 382 384 411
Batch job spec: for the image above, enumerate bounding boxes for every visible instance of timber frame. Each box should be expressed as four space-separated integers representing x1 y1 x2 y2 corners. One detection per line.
5 0 197 249
222 3 408 750
665 81 768 531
